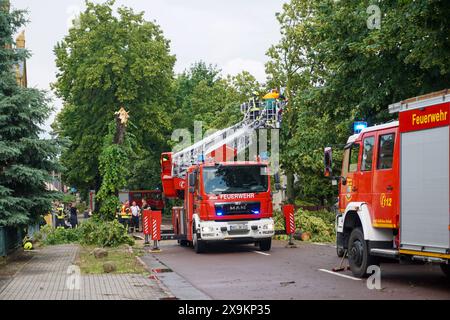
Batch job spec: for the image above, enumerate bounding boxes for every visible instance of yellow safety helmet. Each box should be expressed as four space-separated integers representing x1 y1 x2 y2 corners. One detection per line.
24 242 33 250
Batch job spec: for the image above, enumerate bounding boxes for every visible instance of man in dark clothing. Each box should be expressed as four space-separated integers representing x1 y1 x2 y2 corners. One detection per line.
69 203 78 228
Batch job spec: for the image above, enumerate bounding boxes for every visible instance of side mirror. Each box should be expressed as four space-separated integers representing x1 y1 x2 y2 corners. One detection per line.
324 147 333 177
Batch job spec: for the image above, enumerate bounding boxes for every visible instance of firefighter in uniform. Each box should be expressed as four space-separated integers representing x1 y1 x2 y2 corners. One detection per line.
55 203 66 228
119 201 132 231
249 91 261 121
263 89 281 127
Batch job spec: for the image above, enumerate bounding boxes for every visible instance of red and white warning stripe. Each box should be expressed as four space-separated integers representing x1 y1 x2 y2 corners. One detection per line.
152 219 158 239
289 214 295 233
143 216 149 234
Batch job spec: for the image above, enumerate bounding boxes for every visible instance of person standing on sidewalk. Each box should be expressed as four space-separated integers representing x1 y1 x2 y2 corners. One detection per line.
69 203 78 228
55 202 66 228
130 201 140 233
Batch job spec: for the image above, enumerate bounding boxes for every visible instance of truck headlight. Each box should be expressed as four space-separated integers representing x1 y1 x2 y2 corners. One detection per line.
263 223 274 231
202 226 215 233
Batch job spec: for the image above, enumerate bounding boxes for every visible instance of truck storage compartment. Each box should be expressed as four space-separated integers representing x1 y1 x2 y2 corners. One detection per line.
400 125 450 253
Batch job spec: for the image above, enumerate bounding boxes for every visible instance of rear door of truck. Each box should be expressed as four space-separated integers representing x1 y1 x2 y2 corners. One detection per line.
399 100 450 255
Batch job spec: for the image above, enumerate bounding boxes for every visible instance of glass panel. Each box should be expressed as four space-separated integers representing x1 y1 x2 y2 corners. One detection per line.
202 165 269 194
349 143 360 172
361 136 375 171
378 133 395 170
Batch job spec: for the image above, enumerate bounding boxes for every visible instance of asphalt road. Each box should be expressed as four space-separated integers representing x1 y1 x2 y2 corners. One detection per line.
151 240 450 300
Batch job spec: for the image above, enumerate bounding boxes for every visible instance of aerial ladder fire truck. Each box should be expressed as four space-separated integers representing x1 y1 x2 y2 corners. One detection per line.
324 90 450 278
161 96 284 253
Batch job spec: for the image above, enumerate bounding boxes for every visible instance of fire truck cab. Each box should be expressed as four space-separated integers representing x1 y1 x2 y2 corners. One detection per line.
162 153 275 253
325 90 450 278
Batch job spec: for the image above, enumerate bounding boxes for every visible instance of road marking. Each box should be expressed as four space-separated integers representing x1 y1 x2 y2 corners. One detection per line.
253 251 271 256
318 269 361 281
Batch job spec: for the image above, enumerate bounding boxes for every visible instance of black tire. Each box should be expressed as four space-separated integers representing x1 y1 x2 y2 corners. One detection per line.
259 238 272 251
193 229 206 253
347 228 379 278
440 264 450 278
179 240 189 247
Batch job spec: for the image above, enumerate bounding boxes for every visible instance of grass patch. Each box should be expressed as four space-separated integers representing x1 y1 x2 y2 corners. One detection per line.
77 245 147 275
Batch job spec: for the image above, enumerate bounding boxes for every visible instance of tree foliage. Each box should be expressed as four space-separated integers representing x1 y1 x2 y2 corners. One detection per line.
267 0 450 205
53 0 176 196
0 1 61 226
96 116 135 220
172 61 263 135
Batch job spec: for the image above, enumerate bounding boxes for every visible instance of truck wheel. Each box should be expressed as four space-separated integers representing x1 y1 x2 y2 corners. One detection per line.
259 238 272 251
347 228 379 278
440 264 450 278
179 240 189 247
193 230 206 253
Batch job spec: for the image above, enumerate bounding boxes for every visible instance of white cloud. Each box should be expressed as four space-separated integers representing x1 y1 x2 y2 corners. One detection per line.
222 58 267 83
12 0 284 134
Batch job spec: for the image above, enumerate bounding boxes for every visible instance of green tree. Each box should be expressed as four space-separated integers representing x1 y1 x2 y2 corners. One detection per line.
173 62 262 135
0 1 61 226
96 109 135 219
267 0 450 205
53 0 175 198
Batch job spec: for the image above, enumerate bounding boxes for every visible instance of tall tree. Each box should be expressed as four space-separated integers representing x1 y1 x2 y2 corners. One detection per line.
53 0 175 197
0 0 60 226
267 0 450 205
266 2 308 204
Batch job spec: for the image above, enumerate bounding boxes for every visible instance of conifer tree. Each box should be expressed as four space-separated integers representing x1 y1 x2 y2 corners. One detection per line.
0 0 60 226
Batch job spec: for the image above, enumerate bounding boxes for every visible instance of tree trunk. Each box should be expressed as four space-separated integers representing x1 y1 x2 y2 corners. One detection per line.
284 74 296 204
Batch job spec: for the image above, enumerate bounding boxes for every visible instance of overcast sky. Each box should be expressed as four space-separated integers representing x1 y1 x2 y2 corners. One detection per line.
11 0 286 133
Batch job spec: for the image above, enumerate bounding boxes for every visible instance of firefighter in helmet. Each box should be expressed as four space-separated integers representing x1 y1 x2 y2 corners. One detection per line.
119 200 132 231
55 202 66 228
249 91 261 121
263 89 282 127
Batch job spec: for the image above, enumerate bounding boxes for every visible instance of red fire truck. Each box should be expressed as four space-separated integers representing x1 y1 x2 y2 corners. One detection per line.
325 90 450 278
119 190 164 210
161 99 283 253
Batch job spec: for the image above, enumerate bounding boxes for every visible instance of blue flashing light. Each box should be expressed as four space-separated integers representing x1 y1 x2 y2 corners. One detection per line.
259 152 269 161
252 210 260 215
216 211 223 216
353 121 368 134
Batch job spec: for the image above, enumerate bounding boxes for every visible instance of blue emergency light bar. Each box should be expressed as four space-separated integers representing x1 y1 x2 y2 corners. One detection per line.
353 121 368 134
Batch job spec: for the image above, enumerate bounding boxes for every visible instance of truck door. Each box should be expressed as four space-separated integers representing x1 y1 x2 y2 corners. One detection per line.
357 134 375 205
340 142 361 209
371 130 398 228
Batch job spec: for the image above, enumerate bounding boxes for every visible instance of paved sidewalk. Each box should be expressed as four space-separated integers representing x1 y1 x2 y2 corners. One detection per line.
0 244 171 300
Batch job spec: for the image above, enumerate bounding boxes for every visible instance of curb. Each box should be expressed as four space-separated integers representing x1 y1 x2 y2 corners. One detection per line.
128 245 177 300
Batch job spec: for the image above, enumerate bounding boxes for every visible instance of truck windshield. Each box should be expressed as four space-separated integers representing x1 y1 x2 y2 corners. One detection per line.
202 165 269 194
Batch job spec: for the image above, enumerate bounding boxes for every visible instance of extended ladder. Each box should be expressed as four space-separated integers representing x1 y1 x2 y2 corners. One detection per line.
172 99 284 178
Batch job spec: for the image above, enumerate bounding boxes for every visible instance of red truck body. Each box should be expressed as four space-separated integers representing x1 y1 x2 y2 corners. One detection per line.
330 90 450 277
